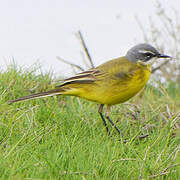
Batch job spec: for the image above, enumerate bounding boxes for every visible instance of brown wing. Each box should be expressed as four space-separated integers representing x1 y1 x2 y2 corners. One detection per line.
56 69 105 87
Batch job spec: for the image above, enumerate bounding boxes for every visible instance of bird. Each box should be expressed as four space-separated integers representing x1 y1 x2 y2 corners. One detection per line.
9 43 171 136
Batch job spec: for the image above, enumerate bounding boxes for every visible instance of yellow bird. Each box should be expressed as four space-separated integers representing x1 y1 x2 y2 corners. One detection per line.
9 44 171 136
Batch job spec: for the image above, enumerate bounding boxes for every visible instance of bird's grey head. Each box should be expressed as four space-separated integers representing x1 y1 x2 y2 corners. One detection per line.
126 43 170 63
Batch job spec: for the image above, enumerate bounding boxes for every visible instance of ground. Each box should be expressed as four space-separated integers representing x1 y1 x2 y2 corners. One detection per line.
0 66 179 179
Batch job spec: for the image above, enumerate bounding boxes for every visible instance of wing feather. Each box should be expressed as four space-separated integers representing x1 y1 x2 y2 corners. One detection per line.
56 69 105 87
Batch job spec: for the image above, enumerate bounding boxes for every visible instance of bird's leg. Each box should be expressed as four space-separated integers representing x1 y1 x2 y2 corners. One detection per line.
98 104 111 136
105 105 122 136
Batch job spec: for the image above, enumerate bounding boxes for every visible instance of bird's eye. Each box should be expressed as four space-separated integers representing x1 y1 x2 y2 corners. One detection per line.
144 52 153 57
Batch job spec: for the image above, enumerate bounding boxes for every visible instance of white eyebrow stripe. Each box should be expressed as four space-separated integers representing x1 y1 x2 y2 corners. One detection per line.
138 50 155 55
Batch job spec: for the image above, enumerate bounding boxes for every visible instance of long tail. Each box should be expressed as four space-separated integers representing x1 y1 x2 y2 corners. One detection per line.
8 88 64 104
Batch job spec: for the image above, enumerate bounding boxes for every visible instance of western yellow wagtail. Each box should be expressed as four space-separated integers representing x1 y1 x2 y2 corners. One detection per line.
9 44 171 136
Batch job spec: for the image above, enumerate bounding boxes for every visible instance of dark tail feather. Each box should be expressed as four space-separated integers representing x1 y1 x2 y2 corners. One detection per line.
8 89 63 104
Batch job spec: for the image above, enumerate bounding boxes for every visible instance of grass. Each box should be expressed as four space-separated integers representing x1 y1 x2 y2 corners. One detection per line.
0 66 179 179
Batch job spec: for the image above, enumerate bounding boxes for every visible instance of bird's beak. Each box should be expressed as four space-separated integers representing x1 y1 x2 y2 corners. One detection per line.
158 54 171 58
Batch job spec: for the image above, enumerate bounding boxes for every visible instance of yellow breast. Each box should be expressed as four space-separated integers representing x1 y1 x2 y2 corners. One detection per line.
113 62 151 104
98 61 151 105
